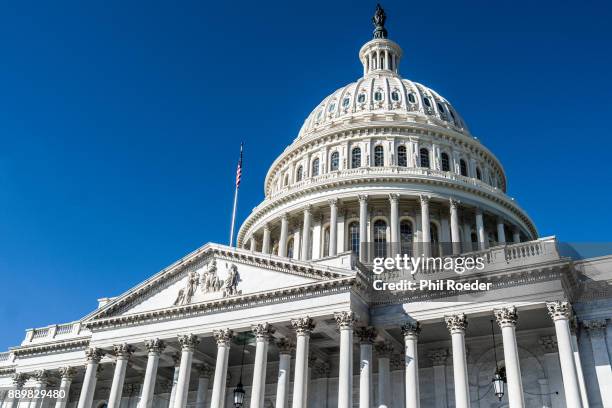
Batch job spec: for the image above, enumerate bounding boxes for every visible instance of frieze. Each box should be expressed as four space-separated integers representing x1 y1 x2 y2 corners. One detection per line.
11 338 90 357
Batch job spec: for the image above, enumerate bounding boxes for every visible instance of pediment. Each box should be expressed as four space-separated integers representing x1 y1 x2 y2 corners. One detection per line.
85 243 353 322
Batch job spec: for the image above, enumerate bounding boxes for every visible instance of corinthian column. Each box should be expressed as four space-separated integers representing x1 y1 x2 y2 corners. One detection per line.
139 339 165 408
475 208 486 250
29 370 49 408
108 344 134 408
173 335 199 408
291 317 316 408
210 329 233 408
375 342 394 408
494 307 525 408
301 206 312 261
335 312 357 408
195 364 213 408
329 199 338 256
77 348 104 408
389 194 399 256
449 199 461 255
427 349 448 408
262 225 271 254
583 319 612 405
402 322 421 408
445 314 470 408
251 323 275 408
275 339 294 408
7 373 27 408
546 301 583 408
355 327 376 408
279 214 289 257
55 367 76 408
420 195 431 257
358 195 368 262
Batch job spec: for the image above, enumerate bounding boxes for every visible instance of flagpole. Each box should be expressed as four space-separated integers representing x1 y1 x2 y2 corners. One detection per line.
229 143 243 247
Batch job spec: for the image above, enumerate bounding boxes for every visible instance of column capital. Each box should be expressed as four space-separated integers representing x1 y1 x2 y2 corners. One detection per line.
178 334 200 351
445 313 468 333
401 321 421 338
358 194 368 203
291 316 316 335
113 343 134 359
475 206 483 215
59 366 77 381
144 338 166 354
276 338 295 354
328 198 338 207
252 322 276 340
426 348 448 366
449 198 460 209
494 306 518 328
374 341 394 358
213 329 233 347
85 347 104 363
388 193 399 202
263 223 270 232
538 335 558 353
546 301 572 321
281 213 289 221
355 326 377 344
334 311 357 330
11 372 28 388
303 204 312 214
583 319 608 337
419 194 430 205
33 369 49 385
196 363 214 379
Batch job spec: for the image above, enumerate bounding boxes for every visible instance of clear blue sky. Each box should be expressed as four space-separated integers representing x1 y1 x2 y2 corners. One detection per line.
1 0 611 350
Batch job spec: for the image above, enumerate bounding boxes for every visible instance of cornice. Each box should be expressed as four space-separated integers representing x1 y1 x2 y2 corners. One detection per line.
0 367 16 377
10 338 90 357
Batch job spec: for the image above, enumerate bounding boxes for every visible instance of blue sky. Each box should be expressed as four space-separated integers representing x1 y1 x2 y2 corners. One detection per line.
0 0 611 350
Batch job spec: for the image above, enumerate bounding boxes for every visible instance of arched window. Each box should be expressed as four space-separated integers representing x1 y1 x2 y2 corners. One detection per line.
400 220 413 256
476 167 482 180
295 166 303 182
419 148 430 168
349 221 360 255
374 91 383 101
441 152 450 171
430 223 440 257
342 97 350 108
373 220 387 258
423 97 432 107
460 159 468 176
397 145 407 167
391 91 400 101
351 147 361 168
374 145 384 167
408 93 416 103
330 152 339 171
437 102 445 113
358 93 366 103
287 238 294 259
311 158 320 177
323 226 330 257
283 173 289 186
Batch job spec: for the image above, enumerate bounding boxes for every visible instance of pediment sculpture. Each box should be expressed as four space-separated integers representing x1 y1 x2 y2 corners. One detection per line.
173 260 241 306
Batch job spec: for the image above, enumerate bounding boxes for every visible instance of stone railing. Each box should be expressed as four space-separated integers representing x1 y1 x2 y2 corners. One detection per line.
0 351 15 366
22 321 87 345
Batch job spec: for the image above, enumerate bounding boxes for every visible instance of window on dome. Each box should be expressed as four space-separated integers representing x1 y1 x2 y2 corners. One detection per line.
358 93 366 103
349 221 360 255
449 109 456 121
476 167 482 180
351 147 361 168
437 102 445 113
374 219 387 258
311 158 320 177
460 159 468 176
283 173 289 186
400 220 413 256
296 166 303 182
397 145 407 167
374 91 383 101
328 103 336 112
342 97 350 108
441 152 450 171
423 97 431 107
391 91 400 101
419 148 430 168
408 93 416 103
330 152 339 171
374 145 384 167
316 110 323 120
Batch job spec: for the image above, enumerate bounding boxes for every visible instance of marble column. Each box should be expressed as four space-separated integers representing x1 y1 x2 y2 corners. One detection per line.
329 199 338 256
402 322 421 408
546 302 583 408
251 323 275 408
108 344 133 408
389 194 399 256
427 349 448 408
355 327 376 408
497 218 506 245
77 348 104 408
195 364 213 408
249 236 256 251
462 220 473 252
275 339 294 408
375 342 394 408
494 307 525 408
279 214 289 257
420 195 431 257
335 312 356 408
7 373 27 408
291 316 315 408
450 199 461 255
445 314 470 408
55 367 76 408
210 329 232 408
174 335 199 408
301 206 312 261
512 227 521 244
168 353 181 408
570 320 590 408
29 370 48 408
475 208 486 250
262 225 271 254
584 319 612 405
358 194 368 262
139 339 165 408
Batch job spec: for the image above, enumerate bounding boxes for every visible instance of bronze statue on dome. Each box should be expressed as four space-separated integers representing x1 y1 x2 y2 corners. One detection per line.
372 4 388 39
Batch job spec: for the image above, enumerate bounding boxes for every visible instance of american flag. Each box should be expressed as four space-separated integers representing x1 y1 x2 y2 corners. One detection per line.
235 142 243 188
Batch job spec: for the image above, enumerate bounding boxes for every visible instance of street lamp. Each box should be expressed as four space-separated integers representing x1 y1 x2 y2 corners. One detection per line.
233 333 250 407
490 319 507 401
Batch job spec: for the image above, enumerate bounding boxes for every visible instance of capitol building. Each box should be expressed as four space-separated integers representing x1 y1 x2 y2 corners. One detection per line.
1 6 611 408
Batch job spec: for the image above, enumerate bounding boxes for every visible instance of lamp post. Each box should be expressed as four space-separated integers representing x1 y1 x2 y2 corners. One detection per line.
490 319 507 401
233 333 250 407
